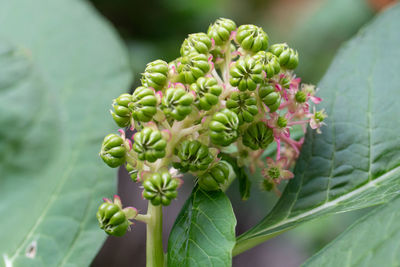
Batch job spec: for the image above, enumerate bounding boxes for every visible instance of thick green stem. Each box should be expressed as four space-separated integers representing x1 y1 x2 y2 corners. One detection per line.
146 203 164 267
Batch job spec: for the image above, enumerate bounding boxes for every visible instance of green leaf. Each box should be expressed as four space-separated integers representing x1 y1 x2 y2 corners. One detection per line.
234 4 400 255
0 0 132 266
220 153 251 201
167 187 236 267
303 196 400 266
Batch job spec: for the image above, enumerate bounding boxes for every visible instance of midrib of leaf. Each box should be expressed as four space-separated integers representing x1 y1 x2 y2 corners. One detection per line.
240 164 400 241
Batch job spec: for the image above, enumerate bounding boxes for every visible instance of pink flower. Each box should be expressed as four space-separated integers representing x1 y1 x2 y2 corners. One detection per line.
262 157 294 184
307 107 327 134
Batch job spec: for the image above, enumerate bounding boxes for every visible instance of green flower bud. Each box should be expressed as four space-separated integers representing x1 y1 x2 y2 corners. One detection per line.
125 163 138 182
141 59 169 91
133 127 167 162
198 161 230 191
180 33 212 56
111 93 133 127
142 171 179 206
173 140 214 172
209 108 239 146
130 86 157 122
252 51 280 78
259 84 281 112
226 91 258 125
295 90 307 103
177 54 211 84
230 57 264 91
96 197 137 237
100 134 127 168
161 87 193 121
190 77 222 110
236 24 269 53
207 18 237 46
242 121 274 150
269 43 299 69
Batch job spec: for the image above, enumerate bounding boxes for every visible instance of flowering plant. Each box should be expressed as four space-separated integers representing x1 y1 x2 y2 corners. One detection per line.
98 18 324 266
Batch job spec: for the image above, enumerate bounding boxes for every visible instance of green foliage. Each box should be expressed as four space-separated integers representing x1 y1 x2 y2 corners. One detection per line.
234 5 400 255
0 0 132 266
167 187 236 266
303 196 400 267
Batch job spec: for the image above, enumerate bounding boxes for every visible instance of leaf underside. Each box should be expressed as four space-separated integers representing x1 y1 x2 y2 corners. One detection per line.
236 4 400 250
0 0 131 266
303 195 400 267
167 187 237 267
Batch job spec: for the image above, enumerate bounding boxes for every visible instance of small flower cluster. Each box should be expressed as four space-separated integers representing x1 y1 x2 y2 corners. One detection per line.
97 18 325 236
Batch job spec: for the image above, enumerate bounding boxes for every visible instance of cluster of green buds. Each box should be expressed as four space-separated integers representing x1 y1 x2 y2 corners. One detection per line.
97 18 325 237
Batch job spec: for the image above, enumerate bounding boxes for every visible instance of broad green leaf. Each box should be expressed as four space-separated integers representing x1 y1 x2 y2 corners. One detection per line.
303 196 400 267
234 4 400 255
167 187 236 267
0 0 132 266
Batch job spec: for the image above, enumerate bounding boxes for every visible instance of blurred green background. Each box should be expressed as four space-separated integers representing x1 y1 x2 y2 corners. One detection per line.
88 0 395 266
